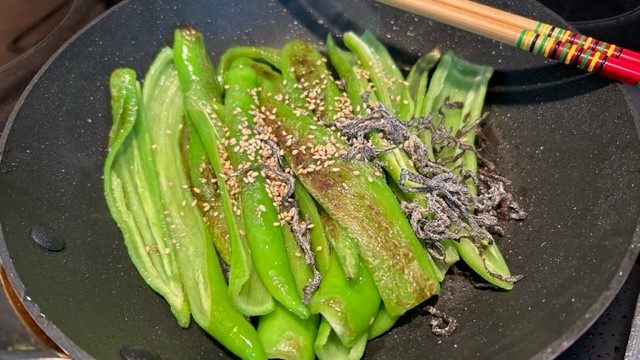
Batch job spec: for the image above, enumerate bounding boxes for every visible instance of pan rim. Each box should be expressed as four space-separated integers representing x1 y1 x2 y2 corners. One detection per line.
0 0 639 359
0 1 131 358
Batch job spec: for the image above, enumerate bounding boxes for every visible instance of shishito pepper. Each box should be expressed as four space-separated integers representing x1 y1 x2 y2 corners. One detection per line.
258 225 320 360
293 178 331 276
423 51 515 289
222 55 309 318
328 33 464 282
310 237 381 349
367 304 399 340
143 47 263 359
320 212 359 280
326 34 423 205
174 30 278 318
279 41 384 355
107 26 519 360
258 303 318 360
183 118 231 264
218 46 281 76
105 68 190 327
343 30 414 120
407 48 442 119
255 70 440 318
315 318 367 360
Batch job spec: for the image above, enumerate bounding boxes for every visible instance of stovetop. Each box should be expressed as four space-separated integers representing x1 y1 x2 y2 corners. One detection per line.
1 1 640 359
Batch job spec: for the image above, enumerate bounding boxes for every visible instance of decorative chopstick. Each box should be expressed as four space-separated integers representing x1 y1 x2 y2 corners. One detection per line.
376 0 640 87
432 0 640 67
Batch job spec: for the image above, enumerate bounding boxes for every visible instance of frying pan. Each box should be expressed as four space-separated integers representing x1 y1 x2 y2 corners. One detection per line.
1 0 639 359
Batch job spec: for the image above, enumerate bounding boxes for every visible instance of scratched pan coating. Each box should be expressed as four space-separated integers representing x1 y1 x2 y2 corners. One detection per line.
1 0 639 359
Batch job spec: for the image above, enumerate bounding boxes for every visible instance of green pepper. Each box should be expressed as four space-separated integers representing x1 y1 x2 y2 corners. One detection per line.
183 119 231 264
256 73 440 317
326 34 425 205
218 46 281 77
278 40 343 124
294 179 330 275
343 31 414 119
174 29 280 317
222 56 308 318
328 33 462 282
257 225 320 360
424 51 513 289
105 68 190 327
309 245 380 348
406 48 442 119
320 212 359 280
258 303 318 360
142 46 264 359
315 318 367 360
368 304 399 340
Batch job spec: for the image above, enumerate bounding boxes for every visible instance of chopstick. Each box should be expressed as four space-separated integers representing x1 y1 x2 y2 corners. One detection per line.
376 0 640 87
432 0 640 67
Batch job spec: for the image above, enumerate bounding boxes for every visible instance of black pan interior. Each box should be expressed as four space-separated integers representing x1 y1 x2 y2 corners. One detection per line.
1 0 640 359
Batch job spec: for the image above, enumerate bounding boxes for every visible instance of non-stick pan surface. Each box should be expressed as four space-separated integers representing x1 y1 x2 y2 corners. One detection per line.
1 0 640 359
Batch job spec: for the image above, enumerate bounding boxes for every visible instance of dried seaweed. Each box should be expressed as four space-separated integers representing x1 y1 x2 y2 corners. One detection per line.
424 306 457 336
334 98 526 287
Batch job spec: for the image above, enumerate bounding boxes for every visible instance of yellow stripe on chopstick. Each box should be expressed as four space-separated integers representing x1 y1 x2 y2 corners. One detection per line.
565 44 578 65
588 51 602 72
